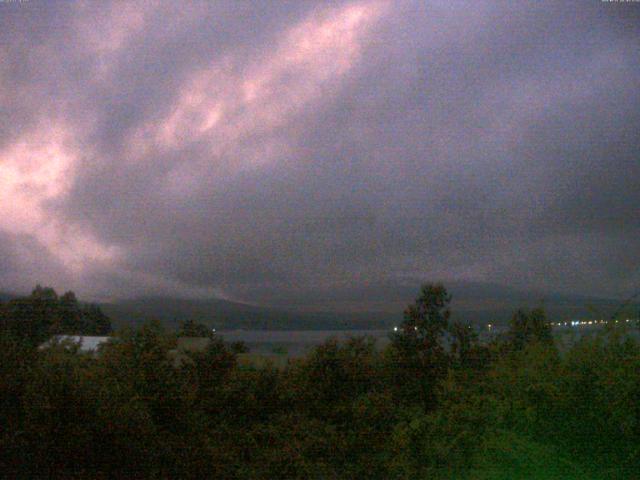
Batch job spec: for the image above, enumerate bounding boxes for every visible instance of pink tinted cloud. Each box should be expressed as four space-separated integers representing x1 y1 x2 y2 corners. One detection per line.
126 1 387 180
0 123 121 275
73 0 154 81
0 1 387 295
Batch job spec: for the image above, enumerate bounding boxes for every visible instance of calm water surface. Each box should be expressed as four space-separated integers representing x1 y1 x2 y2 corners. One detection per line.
218 325 640 356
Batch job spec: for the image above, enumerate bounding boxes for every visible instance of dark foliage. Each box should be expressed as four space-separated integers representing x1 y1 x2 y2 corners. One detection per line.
178 319 213 338
0 286 112 346
1 283 639 478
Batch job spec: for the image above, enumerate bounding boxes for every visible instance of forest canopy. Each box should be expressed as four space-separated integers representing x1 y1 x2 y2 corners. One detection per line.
0 284 638 479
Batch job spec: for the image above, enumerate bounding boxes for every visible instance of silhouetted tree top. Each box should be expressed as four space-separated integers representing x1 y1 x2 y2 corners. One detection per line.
394 283 452 350
178 319 213 338
0 286 112 344
507 308 553 350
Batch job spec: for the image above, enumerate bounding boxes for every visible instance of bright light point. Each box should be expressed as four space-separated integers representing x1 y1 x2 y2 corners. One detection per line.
393 326 398 332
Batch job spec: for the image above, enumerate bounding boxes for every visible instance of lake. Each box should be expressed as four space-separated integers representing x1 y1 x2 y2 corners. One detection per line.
217 323 640 357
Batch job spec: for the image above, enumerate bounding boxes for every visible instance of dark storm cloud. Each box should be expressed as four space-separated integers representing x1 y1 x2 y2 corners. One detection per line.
0 0 638 301
0 231 71 294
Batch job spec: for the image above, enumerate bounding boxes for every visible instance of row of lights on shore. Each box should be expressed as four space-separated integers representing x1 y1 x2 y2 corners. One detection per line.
393 326 420 332
557 319 634 327
393 319 636 333
393 326 416 332
486 319 634 330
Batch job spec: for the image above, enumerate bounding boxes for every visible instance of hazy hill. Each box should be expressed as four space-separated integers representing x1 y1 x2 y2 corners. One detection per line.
2 282 634 331
100 297 398 331
98 281 636 331
0 292 16 302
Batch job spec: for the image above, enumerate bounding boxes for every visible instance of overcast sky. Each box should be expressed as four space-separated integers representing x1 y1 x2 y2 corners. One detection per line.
0 0 638 302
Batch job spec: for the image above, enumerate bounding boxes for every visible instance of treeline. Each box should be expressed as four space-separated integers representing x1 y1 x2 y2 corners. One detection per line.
0 285 112 345
1 284 639 478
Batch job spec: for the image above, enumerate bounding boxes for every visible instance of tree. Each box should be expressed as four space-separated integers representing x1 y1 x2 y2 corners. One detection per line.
1 287 113 339
57 291 81 334
178 319 213 338
30 285 58 302
82 304 112 335
507 308 552 350
389 283 452 410
0 287 61 345
449 321 489 371
0 328 37 475
391 283 452 358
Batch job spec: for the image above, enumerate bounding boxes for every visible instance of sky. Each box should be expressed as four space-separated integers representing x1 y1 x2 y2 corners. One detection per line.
0 0 638 303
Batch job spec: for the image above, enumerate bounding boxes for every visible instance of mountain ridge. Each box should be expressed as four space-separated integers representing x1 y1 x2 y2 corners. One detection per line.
2 282 635 331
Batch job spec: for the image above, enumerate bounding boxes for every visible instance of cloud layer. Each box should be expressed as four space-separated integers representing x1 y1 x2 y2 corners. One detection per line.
1 0 639 301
